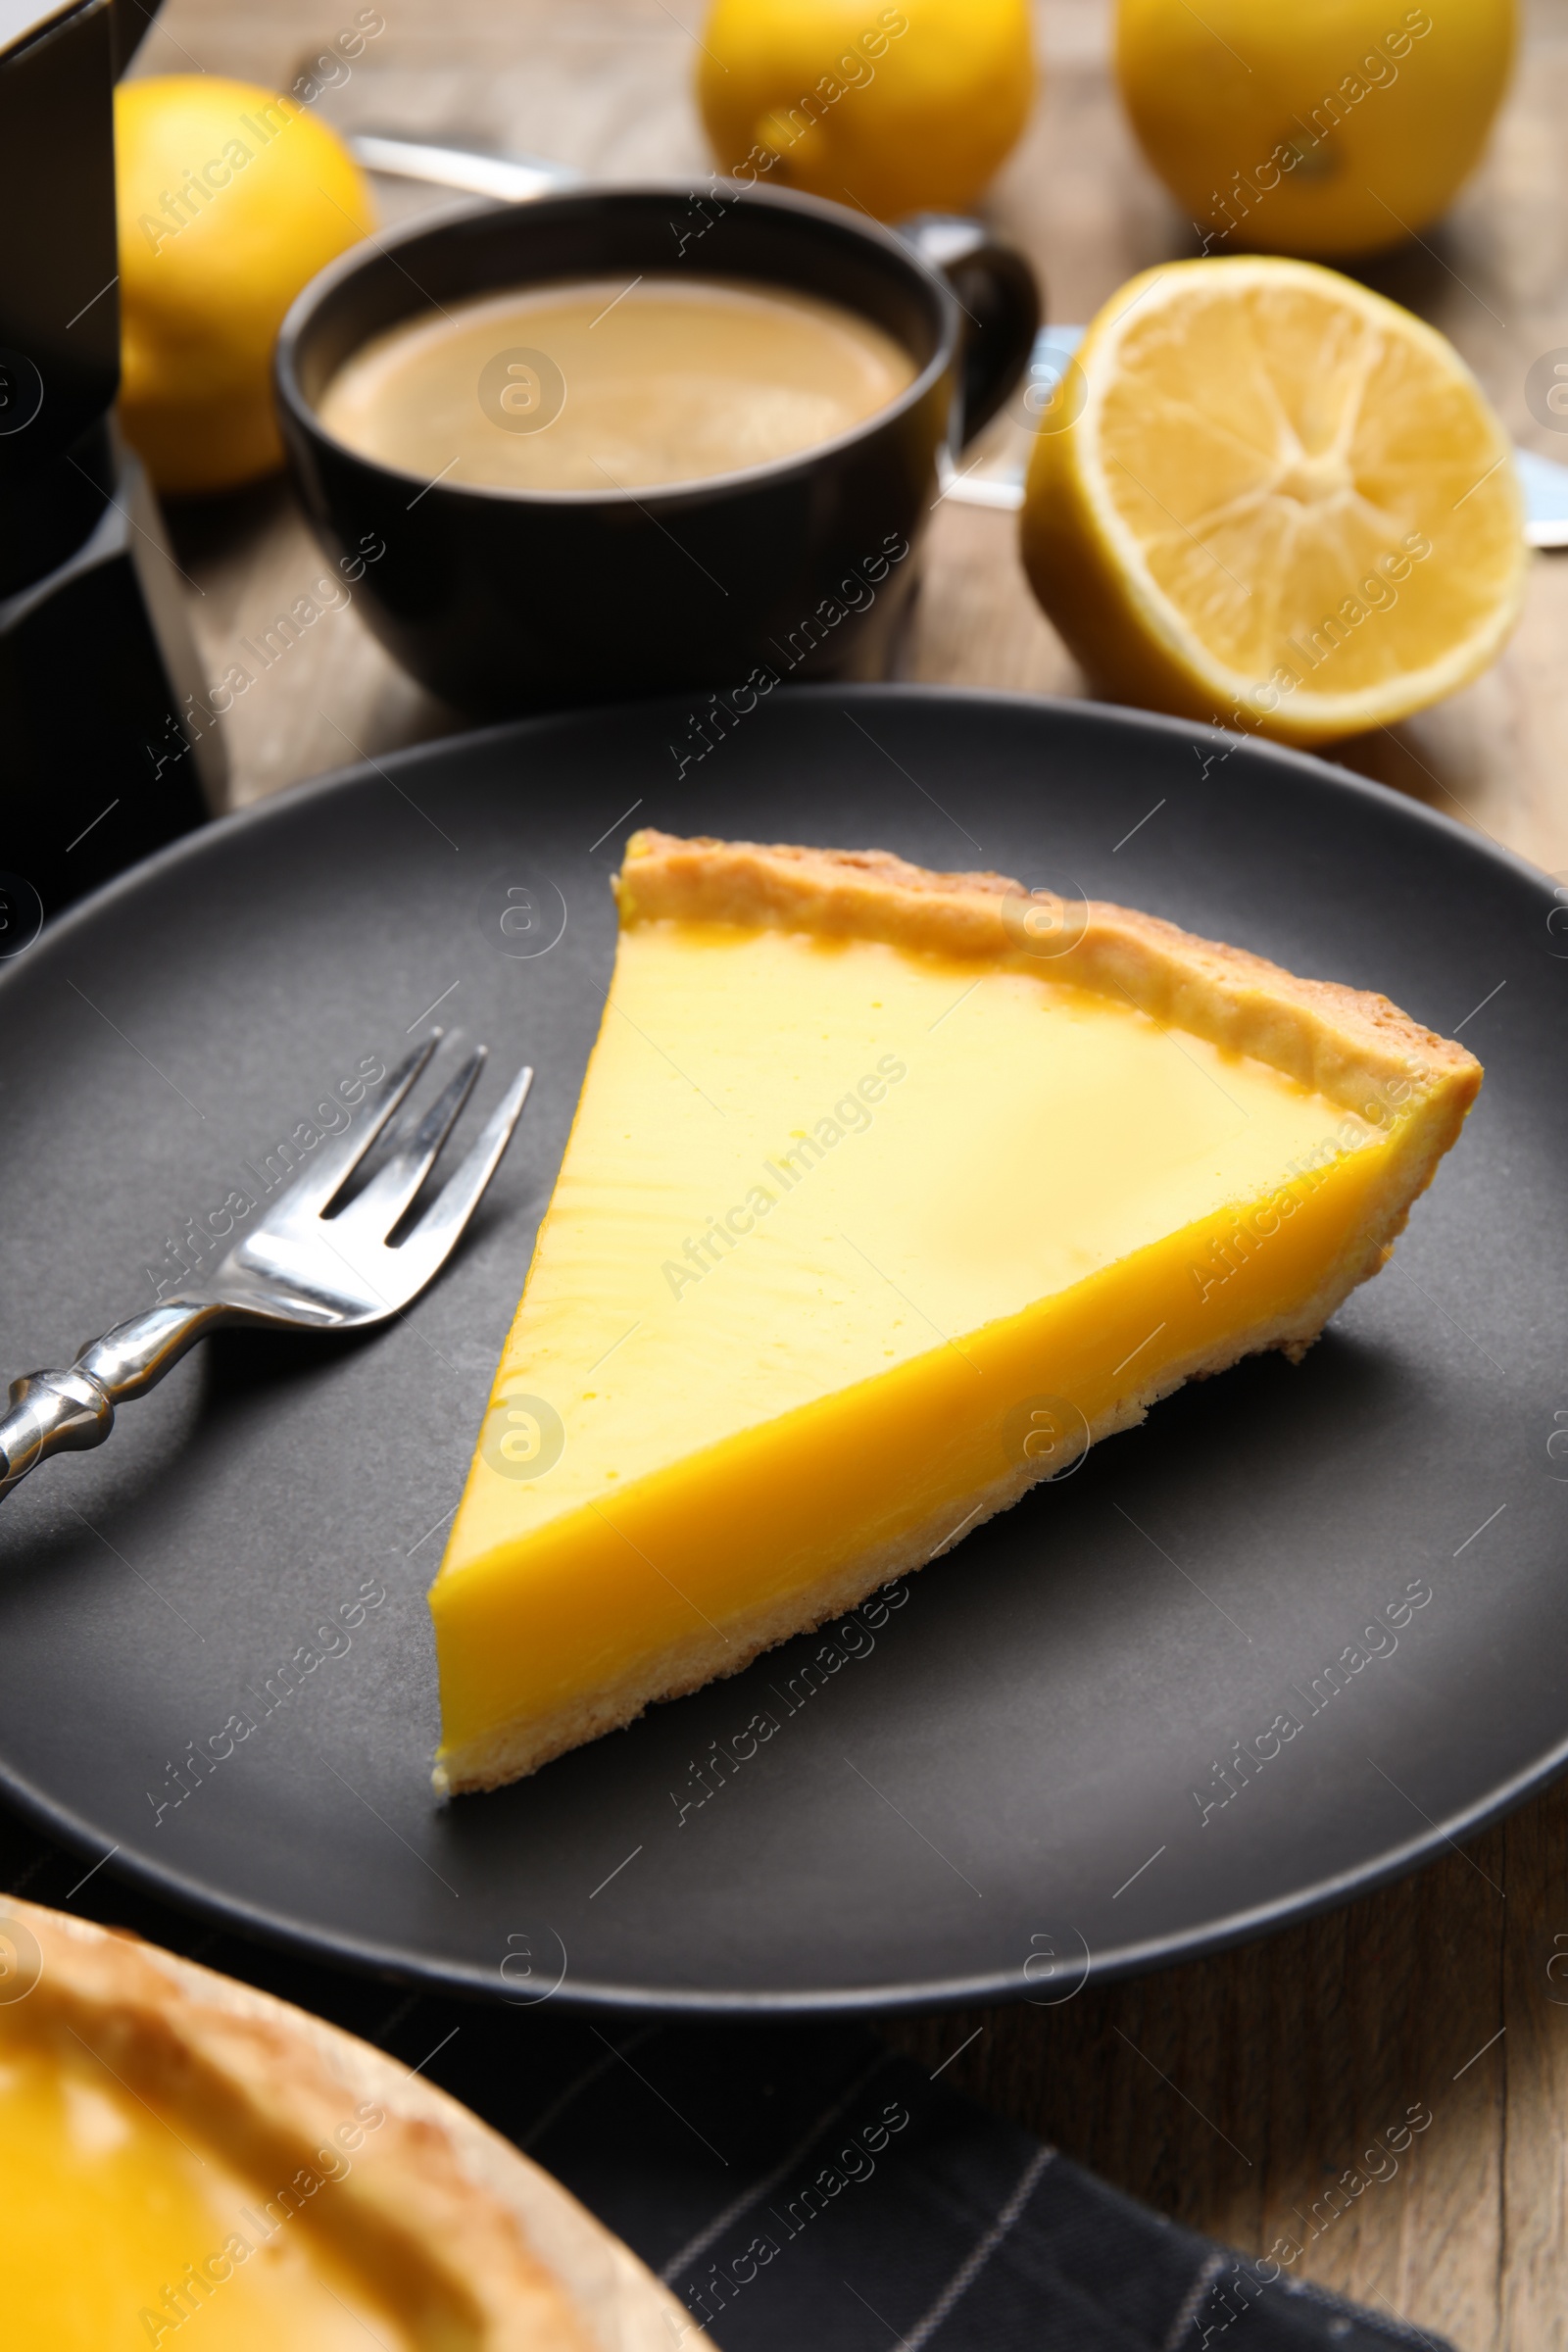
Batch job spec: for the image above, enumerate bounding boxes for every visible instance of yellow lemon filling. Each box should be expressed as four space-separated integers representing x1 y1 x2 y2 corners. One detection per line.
1 1897 675 2351
430 837 1475 1796
0 2038 411 2351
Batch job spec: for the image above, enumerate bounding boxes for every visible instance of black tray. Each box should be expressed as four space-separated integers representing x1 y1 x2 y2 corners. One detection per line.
1 687 1559 2011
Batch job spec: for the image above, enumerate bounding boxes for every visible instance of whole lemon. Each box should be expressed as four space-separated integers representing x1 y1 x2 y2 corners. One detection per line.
697 0 1036 221
115 76 374 496
1115 0 1516 258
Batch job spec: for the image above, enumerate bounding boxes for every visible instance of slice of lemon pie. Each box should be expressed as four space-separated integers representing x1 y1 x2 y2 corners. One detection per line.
431 831 1480 1795
0 1899 686 2350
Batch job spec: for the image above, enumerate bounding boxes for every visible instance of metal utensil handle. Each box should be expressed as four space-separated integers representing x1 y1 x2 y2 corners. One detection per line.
0 1301 221 1500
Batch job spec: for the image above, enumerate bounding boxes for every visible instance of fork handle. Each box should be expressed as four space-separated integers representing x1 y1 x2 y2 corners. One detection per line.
0 1302 225 1501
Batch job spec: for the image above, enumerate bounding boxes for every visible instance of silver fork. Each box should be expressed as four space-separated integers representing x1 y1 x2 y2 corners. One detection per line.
0 1035 532 1502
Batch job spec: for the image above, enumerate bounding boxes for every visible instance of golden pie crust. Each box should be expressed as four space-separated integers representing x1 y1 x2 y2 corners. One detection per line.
615 829 1480 1120
0 1898 688 2351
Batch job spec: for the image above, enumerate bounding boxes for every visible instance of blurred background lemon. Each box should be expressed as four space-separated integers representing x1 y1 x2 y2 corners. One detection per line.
697 0 1035 220
1115 0 1516 258
1020 256 1525 744
116 76 374 497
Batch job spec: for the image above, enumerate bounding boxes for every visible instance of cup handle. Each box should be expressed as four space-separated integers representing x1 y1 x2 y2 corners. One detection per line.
896 214 1042 446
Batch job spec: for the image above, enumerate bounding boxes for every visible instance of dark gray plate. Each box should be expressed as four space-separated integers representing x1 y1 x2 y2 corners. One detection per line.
1 687 1562 2013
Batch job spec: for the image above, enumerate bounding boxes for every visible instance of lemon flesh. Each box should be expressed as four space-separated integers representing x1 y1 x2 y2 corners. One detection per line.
1021 257 1525 744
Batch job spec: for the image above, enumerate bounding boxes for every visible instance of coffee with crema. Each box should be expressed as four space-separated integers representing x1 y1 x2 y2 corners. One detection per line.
317 276 918 493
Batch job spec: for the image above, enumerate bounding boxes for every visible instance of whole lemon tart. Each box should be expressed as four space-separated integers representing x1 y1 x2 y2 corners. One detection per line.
0 1899 687 2350
430 831 1480 1795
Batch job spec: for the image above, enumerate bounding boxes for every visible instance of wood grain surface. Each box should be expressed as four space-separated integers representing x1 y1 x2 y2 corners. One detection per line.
123 4 1568 2342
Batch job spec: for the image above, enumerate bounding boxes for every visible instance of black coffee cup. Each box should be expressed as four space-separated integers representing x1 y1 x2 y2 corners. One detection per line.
274 183 1038 715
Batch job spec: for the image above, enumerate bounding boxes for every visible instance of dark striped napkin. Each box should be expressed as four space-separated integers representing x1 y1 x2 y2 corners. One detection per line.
1 1811 1450 2351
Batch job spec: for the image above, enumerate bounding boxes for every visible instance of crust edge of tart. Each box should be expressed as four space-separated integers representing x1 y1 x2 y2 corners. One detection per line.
0 1899 689 2352
615 828 1482 1122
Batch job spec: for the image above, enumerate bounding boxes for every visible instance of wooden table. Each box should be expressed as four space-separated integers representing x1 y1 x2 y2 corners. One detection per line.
126 4 1568 2342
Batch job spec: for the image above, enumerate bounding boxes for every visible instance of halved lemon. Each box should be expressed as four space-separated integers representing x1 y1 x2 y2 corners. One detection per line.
1019 256 1526 745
